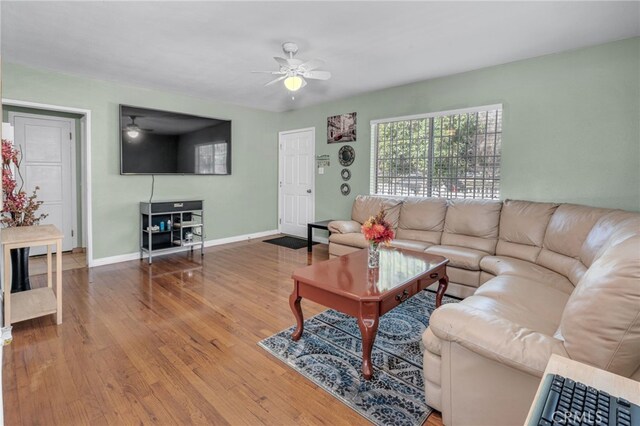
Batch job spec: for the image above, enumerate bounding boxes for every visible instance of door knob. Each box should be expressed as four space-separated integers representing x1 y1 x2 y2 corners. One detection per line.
307 189 312 193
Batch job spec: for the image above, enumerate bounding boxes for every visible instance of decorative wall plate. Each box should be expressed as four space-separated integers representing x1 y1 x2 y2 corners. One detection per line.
338 145 355 166
341 168 351 181
340 183 351 196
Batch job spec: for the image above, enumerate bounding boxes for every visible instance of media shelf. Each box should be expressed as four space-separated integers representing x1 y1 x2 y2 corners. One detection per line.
140 200 205 264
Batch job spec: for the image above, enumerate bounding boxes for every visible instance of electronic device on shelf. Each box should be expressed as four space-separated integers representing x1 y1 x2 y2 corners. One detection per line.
528 373 639 426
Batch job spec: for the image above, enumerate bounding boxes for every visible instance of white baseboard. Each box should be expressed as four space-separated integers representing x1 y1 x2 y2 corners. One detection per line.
90 229 279 267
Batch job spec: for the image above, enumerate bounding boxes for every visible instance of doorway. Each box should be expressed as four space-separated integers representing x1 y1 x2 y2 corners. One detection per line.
7 109 80 255
278 127 315 238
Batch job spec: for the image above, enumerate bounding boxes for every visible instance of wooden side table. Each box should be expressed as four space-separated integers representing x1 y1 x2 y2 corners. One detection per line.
2 225 63 326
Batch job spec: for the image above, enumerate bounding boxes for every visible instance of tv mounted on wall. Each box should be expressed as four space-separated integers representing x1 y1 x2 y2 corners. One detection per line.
120 105 231 175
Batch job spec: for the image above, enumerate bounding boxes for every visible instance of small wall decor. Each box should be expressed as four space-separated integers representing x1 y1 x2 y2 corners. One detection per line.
338 145 355 166
340 183 351 196
316 154 330 168
341 168 351 181
327 112 357 143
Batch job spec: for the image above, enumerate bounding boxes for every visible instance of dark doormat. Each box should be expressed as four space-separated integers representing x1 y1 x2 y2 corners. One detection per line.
263 236 319 250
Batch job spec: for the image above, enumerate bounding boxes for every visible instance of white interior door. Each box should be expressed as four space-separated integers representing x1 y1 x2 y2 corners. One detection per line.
279 128 315 238
10 113 76 255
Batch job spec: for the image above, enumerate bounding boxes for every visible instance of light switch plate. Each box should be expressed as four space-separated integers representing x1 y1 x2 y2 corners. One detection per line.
318 167 325 174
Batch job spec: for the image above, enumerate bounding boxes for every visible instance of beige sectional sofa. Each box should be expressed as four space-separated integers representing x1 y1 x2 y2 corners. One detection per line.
328 195 640 426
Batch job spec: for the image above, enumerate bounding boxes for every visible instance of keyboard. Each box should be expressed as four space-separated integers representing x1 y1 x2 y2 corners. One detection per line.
528 373 640 426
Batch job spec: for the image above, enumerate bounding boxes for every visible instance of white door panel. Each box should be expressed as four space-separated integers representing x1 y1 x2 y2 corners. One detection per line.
24 125 63 162
279 128 315 238
11 114 76 255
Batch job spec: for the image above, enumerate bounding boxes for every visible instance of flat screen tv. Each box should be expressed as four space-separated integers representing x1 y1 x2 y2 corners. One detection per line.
120 105 231 175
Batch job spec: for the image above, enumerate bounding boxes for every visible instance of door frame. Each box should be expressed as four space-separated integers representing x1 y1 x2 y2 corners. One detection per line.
3 98 94 267
7 111 79 250
277 127 315 236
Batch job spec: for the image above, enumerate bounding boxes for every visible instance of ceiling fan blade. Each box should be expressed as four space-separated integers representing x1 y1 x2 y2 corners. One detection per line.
304 70 331 80
251 70 285 74
273 57 291 67
300 78 307 89
265 75 287 86
300 58 324 71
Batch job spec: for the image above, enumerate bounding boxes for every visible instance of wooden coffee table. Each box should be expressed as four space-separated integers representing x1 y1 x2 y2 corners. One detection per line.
289 247 448 379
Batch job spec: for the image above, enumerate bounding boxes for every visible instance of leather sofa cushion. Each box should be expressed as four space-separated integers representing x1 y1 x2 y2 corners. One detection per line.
429 299 569 377
425 245 488 271
536 249 587 285
328 220 361 234
422 327 442 356
441 199 502 253
472 276 571 335
499 200 558 247
396 228 442 246
444 267 481 288
329 232 368 249
398 197 447 232
495 200 558 262
479 256 574 294
535 204 610 284
560 236 640 378
389 239 432 252
543 204 611 259
580 211 640 267
351 195 403 228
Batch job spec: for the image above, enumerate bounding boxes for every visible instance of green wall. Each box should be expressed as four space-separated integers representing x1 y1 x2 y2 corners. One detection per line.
2 63 280 260
281 37 640 222
2 105 84 245
2 37 638 261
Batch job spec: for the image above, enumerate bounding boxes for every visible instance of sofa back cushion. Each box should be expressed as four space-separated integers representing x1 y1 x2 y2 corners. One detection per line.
351 195 403 228
441 199 502 253
580 211 640 267
559 235 640 378
537 204 611 284
495 200 559 262
396 197 447 245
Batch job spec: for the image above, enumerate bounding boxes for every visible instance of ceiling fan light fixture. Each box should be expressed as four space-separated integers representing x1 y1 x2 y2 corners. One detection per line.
126 126 141 139
284 75 303 92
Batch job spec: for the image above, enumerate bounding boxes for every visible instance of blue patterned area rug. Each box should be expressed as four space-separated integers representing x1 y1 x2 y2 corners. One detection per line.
259 290 458 426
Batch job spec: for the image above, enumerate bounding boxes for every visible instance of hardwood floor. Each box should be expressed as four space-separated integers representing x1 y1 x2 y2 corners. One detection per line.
3 237 443 425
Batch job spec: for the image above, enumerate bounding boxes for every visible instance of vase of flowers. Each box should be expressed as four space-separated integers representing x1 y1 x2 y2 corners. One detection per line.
2 139 48 292
361 209 395 268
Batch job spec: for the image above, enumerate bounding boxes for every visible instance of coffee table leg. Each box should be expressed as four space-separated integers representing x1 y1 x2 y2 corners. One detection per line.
290 286 304 341
307 224 313 252
436 273 449 308
357 302 379 380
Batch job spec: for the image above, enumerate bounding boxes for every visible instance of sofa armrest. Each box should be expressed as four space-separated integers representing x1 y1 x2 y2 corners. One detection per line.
429 304 568 377
328 220 362 234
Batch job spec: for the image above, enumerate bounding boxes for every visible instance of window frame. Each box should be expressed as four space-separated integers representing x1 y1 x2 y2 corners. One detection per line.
369 104 503 199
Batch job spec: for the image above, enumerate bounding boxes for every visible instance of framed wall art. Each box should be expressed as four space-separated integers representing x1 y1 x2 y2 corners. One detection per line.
327 112 356 143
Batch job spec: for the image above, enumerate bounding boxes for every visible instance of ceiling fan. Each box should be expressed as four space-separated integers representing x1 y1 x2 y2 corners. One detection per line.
124 116 153 140
253 42 331 92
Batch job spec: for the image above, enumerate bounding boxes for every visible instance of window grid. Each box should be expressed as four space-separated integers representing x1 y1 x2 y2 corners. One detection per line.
373 107 502 200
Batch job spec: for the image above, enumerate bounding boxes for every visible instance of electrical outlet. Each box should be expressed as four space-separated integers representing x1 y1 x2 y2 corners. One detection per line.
1 326 12 345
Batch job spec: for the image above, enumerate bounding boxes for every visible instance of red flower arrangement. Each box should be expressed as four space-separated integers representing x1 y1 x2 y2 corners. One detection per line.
361 209 395 245
2 139 48 227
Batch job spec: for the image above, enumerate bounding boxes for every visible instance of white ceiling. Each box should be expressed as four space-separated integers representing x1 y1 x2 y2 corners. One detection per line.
2 1 639 112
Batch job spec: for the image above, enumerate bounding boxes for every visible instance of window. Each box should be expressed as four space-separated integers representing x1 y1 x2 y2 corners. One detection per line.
371 105 502 199
195 142 228 174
